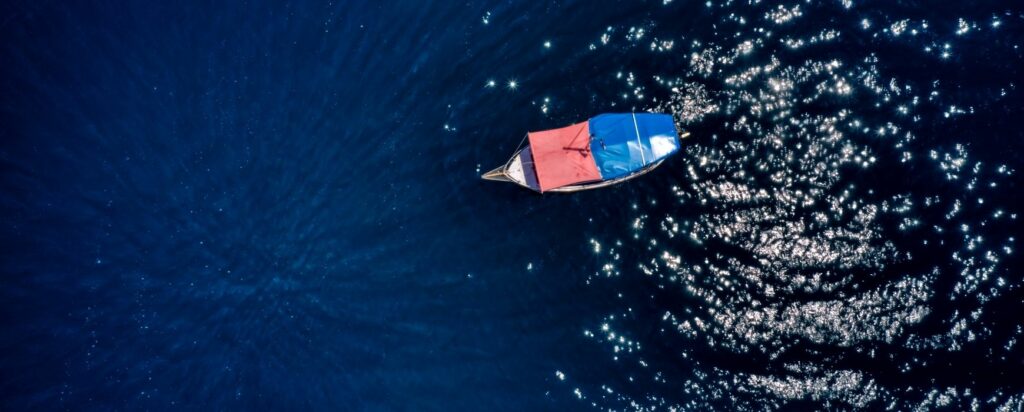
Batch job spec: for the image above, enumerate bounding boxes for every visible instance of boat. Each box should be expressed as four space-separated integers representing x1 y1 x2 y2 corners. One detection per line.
482 112 688 193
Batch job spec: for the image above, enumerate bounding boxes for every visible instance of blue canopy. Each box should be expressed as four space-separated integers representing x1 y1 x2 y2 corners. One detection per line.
588 113 681 179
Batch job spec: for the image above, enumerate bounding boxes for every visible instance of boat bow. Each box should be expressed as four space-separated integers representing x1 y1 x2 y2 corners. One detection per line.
481 166 510 182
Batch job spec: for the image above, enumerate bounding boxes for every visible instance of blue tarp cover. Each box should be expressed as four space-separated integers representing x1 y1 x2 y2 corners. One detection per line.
588 113 680 179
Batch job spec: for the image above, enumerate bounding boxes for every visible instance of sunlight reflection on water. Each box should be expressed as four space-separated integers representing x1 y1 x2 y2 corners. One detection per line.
567 1 1021 409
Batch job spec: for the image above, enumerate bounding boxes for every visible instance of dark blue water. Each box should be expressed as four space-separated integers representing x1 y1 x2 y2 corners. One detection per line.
2 1 1023 410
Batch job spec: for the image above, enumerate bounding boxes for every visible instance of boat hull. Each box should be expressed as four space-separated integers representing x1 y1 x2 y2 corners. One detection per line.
481 129 689 193
481 146 668 193
545 158 666 193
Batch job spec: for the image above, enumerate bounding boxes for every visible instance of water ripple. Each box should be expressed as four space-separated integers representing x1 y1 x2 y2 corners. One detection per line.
570 0 1023 409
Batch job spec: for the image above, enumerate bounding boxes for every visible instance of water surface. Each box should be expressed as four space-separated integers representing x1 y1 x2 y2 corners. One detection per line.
1 0 1022 410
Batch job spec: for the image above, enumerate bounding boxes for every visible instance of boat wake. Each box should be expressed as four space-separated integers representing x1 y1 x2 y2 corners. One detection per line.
563 2 1022 410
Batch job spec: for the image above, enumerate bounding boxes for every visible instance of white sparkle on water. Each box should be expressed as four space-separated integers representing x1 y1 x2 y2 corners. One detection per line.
561 3 1021 410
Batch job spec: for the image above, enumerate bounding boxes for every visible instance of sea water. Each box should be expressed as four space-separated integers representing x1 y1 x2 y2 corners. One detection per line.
1 1 1021 410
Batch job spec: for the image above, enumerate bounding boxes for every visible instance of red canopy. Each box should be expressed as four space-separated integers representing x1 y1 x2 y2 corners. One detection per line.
527 121 602 192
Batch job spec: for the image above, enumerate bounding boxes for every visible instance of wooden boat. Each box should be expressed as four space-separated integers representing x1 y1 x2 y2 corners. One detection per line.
482 113 688 193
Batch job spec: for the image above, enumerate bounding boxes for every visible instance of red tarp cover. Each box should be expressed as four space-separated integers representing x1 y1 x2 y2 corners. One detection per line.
527 121 602 192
